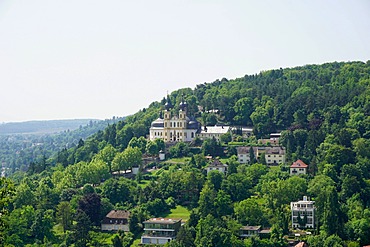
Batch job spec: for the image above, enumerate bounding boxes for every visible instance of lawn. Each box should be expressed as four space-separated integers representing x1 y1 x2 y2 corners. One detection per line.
159 205 191 221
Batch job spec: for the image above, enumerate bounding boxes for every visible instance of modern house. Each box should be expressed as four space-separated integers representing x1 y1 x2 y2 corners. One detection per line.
101 210 130 231
141 218 182 245
291 196 316 229
198 125 231 142
205 159 228 175
240 226 261 238
290 160 308 175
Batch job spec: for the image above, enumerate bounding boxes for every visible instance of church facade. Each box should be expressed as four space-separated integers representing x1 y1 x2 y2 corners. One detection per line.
149 96 200 142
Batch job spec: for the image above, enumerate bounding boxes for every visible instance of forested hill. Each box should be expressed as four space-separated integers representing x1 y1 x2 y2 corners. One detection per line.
87 60 369 149
0 117 125 174
0 119 99 135
2 60 370 246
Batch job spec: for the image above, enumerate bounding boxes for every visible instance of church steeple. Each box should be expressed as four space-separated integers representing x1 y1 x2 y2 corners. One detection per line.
165 94 173 111
179 94 188 111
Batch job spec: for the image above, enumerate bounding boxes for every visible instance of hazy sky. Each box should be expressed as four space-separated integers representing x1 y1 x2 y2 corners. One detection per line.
0 0 369 123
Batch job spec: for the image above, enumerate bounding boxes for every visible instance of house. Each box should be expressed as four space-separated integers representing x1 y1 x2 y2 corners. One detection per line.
198 125 231 142
149 95 200 142
141 218 182 245
290 160 308 175
291 196 316 229
101 210 130 231
205 159 228 175
240 226 261 238
264 146 286 165
236 146 255 164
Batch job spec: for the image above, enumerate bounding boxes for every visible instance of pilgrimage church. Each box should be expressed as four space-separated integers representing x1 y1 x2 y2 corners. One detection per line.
149 96 200 142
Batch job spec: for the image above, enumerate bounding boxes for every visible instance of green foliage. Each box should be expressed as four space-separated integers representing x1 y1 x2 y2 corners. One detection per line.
3 61 370 246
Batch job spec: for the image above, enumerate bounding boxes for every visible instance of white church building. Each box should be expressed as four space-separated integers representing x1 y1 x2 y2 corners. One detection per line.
149 96 200 142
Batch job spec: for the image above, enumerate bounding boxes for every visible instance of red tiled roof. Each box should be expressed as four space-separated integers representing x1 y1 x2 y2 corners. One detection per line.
290 159 308 168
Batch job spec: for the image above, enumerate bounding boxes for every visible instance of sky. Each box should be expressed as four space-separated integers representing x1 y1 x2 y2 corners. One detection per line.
0 0 369 123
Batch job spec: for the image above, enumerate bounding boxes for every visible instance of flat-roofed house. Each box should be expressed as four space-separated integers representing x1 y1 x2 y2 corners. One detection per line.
240 226 261 238
141 218 182 245
291 196 316 229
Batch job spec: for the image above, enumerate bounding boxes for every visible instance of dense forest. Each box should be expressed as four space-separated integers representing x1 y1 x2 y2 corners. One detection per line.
0 61 369 247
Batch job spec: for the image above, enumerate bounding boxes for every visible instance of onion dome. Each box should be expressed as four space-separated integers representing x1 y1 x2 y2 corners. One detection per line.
179 101 188 111
165 96 173 110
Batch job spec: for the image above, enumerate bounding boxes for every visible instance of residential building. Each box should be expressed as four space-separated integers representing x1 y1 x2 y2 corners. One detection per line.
265 146 286 165
236 146 255 164
101 210 130 231
198 125 231 141
290 160 308 175
149 96 200 142
240 226 261 238
205 159 228 175
291 196 316 229
141 218 182 245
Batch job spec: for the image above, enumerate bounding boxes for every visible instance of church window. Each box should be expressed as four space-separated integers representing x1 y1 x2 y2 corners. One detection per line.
191 132 194 138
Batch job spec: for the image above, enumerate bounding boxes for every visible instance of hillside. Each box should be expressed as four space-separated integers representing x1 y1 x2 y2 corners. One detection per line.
0 117 125 174
0 119 100 135
1 61 370 246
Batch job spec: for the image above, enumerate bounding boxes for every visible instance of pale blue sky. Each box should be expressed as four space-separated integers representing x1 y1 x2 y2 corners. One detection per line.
0 0 369 122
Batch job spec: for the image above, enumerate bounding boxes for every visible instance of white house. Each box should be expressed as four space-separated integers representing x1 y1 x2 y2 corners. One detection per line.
141 218 182 245
264 147 286 165
291 196 316 229
290 159 308 175
205 159 228 175
236 146 256 164
198 125 231 142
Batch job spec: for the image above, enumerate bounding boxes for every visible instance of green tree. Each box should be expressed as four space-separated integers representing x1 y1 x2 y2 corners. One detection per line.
207 170 224 191
30 209 54 242
198 182 216 218
57 201 73 233
73 209 91 247
112 147 142 172
0 178 15 245
214 190 233 217
233 97 253 125
234 197 267 226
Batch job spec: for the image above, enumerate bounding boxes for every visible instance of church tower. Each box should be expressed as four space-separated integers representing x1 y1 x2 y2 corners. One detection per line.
163 95 172 142
178 97 188 141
